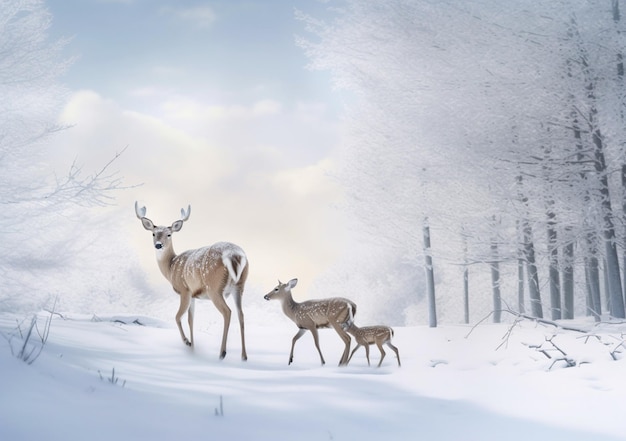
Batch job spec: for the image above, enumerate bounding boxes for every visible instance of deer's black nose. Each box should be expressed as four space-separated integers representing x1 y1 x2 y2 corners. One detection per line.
155 243 163 250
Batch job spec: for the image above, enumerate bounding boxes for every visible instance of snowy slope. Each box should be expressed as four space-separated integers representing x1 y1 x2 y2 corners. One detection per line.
1 311 625 440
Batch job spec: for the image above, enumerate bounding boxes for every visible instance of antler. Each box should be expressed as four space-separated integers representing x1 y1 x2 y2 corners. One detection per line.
180 205 191 222
135 201 147 219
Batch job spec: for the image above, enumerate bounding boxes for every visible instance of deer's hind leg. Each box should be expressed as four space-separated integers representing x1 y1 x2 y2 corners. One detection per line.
330 322 352 366
211 292 232 360
232 285 247 361
309 327 326 366
386 341 401 367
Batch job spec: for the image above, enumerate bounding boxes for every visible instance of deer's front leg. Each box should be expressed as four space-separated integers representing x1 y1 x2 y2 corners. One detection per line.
289 328 306 365
347 343 361 365
175 291 193 346
375 342 386 368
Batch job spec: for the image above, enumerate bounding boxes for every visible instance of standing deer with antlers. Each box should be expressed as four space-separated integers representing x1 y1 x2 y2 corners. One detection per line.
135 202 248 360
264 278 356 366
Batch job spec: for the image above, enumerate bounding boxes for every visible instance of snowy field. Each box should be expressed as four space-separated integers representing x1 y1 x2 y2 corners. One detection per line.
1 308 626 441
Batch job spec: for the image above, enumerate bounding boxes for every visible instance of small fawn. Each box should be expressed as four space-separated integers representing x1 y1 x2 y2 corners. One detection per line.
344 321 401 367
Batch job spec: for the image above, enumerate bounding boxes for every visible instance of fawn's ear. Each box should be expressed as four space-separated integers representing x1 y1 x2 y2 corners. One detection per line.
141 217 154 231
287 278 298 289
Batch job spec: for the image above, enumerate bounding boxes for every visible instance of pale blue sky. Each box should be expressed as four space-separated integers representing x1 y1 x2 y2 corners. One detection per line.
47 0 338 118
44 0 347 295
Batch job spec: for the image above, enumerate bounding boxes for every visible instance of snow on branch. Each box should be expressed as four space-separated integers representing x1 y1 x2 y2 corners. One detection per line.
48 145 137 207
468 307 626 368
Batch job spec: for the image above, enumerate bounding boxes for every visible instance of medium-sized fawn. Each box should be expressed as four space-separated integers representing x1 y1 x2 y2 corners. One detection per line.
264 278 357 366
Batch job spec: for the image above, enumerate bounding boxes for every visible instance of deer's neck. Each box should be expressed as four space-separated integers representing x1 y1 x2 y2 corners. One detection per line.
155 246 177 282
281 294 299 319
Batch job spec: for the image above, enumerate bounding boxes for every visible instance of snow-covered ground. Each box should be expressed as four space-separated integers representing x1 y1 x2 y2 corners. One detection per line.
1 308 625 440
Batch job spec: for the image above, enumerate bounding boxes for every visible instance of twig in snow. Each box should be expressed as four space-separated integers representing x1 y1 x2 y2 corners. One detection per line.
527 335 576 369
99 367 126 387
2 298 56 365
214 395 224 417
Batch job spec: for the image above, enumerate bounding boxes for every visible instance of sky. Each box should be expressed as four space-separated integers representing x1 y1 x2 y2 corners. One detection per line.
44 0 347 296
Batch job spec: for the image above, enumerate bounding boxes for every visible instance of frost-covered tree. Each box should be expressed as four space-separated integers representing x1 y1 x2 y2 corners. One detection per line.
0 0 138 313
301 0 626 322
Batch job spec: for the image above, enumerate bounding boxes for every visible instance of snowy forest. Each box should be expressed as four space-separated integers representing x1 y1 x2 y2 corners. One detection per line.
5 1 626 440
302 0 626 326
4 0 626 326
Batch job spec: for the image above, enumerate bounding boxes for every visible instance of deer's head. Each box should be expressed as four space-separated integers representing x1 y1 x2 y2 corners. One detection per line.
135 201 191 251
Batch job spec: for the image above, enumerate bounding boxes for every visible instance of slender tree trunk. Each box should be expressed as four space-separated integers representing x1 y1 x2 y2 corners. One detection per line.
518 257 525 314
562 232 575 319
585 250 602 321
592 127 625 318
517 220 526 314
517 176 543 318
573 113 600 320
547 206 561 320
622 164 626 299
615 1 626 303
523 220 543 319
490 237 502 323
462 233 469 324
604 259 611 312
423 218 437 328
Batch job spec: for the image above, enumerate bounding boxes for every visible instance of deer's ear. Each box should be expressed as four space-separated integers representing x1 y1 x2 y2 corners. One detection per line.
171 220 184 232
288 278 298 289
141 217 154 231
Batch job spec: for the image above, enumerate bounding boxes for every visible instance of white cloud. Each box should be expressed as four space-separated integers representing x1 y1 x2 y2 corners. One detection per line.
252 99 282 116
158 96 282 121
49 90 344 296
160 5 217 29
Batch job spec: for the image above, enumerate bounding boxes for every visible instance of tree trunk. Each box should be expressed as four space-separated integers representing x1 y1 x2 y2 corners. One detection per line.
517 176 543 318
490 238 502 323
547 207 561 320
518 257 525 314
592 127 625 318
517 220 526 314
585 250 602 321
623 164 626 303
462 233 469 324
423 218 437 328
562 234 575 319
523 220 543 319
615 1 626 303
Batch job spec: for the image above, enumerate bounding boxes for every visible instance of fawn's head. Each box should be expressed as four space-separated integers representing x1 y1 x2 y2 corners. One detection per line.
264 278 298 301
